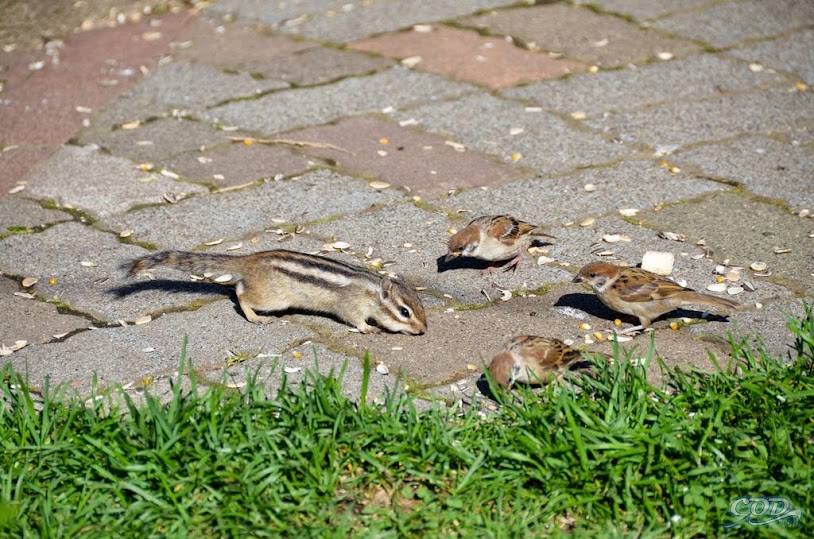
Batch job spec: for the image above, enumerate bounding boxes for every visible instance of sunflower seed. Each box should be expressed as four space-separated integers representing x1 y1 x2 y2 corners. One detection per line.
579 217 595 227
726 286 744 295
214 274 232 283
376 363 390 375
80 261 98 267
583 183 597 192
284 366 302 374
134 315 152 325
706 283 727 292
750 261 768 271
21 277 37 287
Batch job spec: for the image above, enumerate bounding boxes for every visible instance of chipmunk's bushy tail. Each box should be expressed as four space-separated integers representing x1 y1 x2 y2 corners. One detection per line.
125 251 244 277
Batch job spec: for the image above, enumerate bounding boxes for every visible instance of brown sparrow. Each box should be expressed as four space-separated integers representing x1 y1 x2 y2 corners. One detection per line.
572 261 740 334
488 335 601 387
445 215 554 274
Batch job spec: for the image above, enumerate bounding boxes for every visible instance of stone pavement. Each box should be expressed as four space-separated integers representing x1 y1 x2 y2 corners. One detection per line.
1 0 812 408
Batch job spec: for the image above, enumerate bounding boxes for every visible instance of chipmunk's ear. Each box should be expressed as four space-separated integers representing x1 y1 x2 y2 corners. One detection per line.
379 277 394 301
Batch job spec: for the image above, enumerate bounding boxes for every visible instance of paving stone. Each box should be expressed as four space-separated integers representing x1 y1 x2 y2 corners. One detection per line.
202 67 474 136
638 193 814 294
307 202 571 308
0 146 56 195
728 28 814 85
0 196 70 231
0 13 189 146
0 222 234 322
0 276 88 346
394 93 631 175
209 341 399 404
176 18 393 85
83 117 231 162
285 116 530 198
502 53 787 118
350 25 585 90
83 62 288 131
204 0 350 29
159 142 315 188
460 3 700 68
574 0 711 21
587 86 814 150
230 0 521 43
651 0 814 49
23 144 207 218
685 297 811 362
101 169 403 250
671 135 814 213
435 160 726 227
5 300 314 393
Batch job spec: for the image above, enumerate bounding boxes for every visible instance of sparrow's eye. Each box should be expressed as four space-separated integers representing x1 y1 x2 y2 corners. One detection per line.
399 307 411 319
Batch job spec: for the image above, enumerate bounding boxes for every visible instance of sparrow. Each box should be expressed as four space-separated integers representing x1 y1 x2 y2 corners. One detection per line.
488 335 603 387
444 215 554 274
572 261 740 335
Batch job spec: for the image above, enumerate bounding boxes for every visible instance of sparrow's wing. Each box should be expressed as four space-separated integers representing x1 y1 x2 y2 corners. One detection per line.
613 269 688 302
489 216 521 244
511 336 580 369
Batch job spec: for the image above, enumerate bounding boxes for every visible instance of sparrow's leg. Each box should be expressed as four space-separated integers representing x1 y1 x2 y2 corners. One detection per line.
500 254 523 273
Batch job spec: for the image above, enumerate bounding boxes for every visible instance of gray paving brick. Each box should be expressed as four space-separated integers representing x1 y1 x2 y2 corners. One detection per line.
202 67 474 136
575 0 712 21
395 93 631 175
6 300 314 393
204 0 349 28
436 160 726 227
0 276 88 346
503 53 787 118
83 118 231 163
0 222 225 322
728 28 814 85
638 193 814 294
278 0 521 43
84 62 288 131
23 145 207 219
651 0 814 49
0 197 70 231
101 169 403 250
587 86 814 150
672 135 814 212
460 3 700 68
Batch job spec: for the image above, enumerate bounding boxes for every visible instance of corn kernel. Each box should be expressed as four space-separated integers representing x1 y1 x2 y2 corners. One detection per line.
292 351 302 359
613 319 622 327
379 137 389 145
579 323 591 331
510 153 522 161
243 138 253 146
670 322 679 331
48 277 57 285
795 82 807 91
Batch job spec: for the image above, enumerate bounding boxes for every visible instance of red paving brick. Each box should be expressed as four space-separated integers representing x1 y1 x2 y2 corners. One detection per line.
350 25 585 89
0 13 191 146
285 116 531 198
461 4 700 68
0 146 56 194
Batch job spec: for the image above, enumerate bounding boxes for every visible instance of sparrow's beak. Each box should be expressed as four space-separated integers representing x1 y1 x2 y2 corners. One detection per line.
572 274 584 283
444 252 460 263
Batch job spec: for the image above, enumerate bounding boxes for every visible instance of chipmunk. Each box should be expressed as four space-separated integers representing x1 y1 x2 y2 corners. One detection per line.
125 249 427 335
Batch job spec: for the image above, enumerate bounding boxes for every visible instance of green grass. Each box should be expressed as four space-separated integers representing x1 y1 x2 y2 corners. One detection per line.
2 308 814 538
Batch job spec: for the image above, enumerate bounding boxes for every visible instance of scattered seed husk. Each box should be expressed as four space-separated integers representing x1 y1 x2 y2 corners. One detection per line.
160 169 180 179
570 111 587 120
8 185 25 194
619 208 639 217
509 127 525 135
21 277 37 288
743 281 755 292
331 241 350 250
726 286 744 295
119 229 133 238
583 183 597 192
80 261 98 267
754 270 772 277
707 283 727 292
596 250 615 257
641 251 674 275
657 51 674 60
225 242 243 251
369 181 390 189
725 269 741 282
13 292 35 299
413 24 432 33
580 217 595 227
690 253 706 260
376 363 390 375
750 261 768 271
134 315 152 325
121 120 141 130
773 247 791 254
284 366 302 374
610 334 632 342
142 347 155 353
401 55 422 67
602 234 622 243
658 231 685 242
204 239 224 246
214 274 232 283
500 290 512 302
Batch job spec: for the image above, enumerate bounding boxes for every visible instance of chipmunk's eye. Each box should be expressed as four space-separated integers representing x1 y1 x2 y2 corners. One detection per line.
589 272 597 278
399 307 411 319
